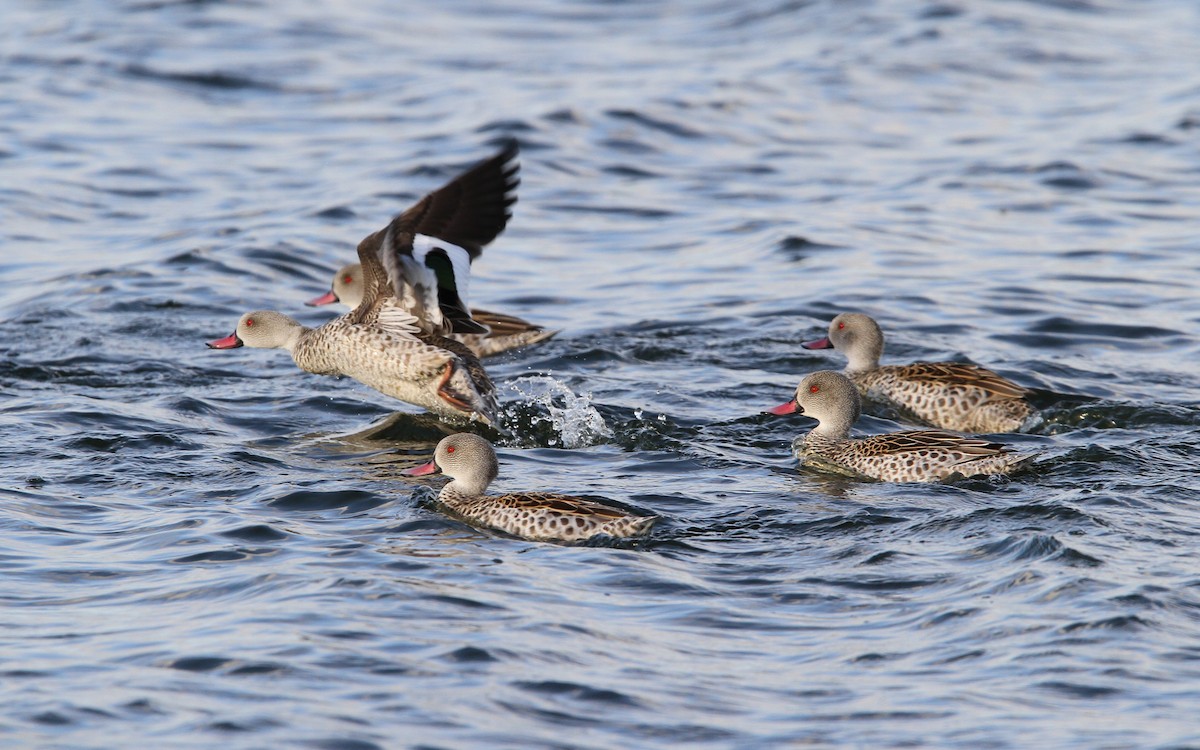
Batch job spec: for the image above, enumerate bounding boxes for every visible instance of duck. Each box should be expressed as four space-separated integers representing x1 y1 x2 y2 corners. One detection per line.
768 370 1033 482
207 141 520 424
305 262 557 358
800 312 1034 433
402 433 658 542
207 307 498 423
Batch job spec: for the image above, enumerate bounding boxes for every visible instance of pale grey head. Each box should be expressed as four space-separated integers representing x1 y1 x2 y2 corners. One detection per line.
794 369 863 439
207 310 304 351
330 264 364 309
419 433 500 496
803 312 885 372
306 263 364 309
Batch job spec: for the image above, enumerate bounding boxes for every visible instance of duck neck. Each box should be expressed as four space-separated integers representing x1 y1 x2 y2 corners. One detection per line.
281 325 306 353
843 346 880 374
843 326 883 373
441 479 488 508
809 413 854 443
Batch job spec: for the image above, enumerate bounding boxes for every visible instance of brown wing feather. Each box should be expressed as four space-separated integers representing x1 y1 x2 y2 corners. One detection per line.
349 141 520 328
894 362 1029 400
496 492 629 519
392 139 519 258
348 228 389 326
469 308 545 337
858 430 1007 458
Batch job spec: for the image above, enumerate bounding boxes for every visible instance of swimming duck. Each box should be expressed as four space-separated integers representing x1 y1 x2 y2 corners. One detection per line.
306 262 557 358
403 433 658 542
769 370 1033 482
207 141 519 424
801 312 1034 433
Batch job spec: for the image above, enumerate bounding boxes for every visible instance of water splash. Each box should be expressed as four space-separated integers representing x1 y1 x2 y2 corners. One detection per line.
500 376 612 448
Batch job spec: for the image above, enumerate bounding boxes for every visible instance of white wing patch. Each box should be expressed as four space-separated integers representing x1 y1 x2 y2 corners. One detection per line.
398 254 440 328
412 234 473 309
374 299 423 338
375 232 474 331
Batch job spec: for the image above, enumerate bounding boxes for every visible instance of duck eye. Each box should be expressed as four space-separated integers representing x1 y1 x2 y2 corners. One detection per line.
245 318 255 327
809 384 820 393
343 275 353 284
446 445 455 454
837 321 845 330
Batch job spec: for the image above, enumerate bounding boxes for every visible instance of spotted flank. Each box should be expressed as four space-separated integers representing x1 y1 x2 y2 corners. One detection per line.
802 312 1034 433
307 262 558 358
402 434 657 542
771 370 1034 482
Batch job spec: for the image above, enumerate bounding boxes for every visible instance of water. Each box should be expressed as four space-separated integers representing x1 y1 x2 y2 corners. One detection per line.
2 0 1200 747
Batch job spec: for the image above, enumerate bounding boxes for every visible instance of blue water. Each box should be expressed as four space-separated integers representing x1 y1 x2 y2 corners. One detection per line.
3 1 1200 747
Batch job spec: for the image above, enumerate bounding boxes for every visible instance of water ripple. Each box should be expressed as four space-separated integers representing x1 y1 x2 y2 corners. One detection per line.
2 0 1199 747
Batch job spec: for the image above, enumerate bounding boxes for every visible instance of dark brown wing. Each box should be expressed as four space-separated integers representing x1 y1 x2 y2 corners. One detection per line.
349 140 520 330
469 308 545 337
895 362 1030 401
393 139 519 258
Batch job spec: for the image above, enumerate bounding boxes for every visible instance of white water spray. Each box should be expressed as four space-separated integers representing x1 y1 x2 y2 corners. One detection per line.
502 375 612 448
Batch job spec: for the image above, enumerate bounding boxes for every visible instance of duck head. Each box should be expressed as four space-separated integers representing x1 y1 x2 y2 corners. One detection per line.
207 310 303 351
403 433 499 496
802 312 884 372
306 263 364 309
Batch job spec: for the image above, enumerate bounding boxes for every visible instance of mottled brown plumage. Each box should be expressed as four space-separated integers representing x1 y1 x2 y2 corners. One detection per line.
802 312 1034 433
403 434 658 542
308 263 557 358
207 308 497 424
771 371 1034 482
207 143 519 424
